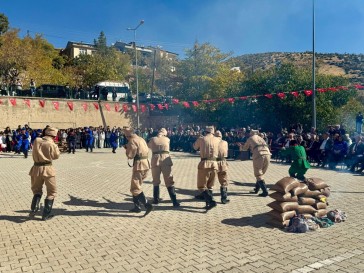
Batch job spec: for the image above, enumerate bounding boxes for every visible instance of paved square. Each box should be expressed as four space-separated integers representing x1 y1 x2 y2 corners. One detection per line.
1 149 364 273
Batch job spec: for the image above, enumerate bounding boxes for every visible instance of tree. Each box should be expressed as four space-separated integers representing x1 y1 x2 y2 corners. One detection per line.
171 42 231 100
0 13 9 35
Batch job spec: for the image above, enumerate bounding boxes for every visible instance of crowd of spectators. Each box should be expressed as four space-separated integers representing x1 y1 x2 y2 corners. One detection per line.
1 123 363 174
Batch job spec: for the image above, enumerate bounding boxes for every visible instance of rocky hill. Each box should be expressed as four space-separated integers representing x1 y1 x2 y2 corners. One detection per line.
230 52 364 84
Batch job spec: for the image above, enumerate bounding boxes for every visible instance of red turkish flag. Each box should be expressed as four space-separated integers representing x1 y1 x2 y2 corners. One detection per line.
149 104 155 111
115 103 120 112
157 104 163 110
52 101 59 110
277 93 286 99
39 100 45 108
192 101 199 107
9 98 16 106
105 104 111 111
264 94 273 99
164 103 169 110
67 101 74 111
141 104 146 112
182 102 190 108
93 102 99 110
228 98 235 103
239 96 248 100
328 87 338 92
122 104 128 112
317 88 327 93
172 98 179 104
291 91 299 97
82 102 88 111
24 99 31 108
220 98 226 103
354 84 364 89
304 90 313 96
131 104 137 112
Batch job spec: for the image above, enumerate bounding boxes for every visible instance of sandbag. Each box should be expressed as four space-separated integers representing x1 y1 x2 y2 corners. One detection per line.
290 183 308 196
266 218 290 228
267 201 299 213
313 202 327 210
269 192 298 202
315 209 328 218
295 205 317 214
270 177 300 193
319 187 331 197
302 214 313 219
268 210 296 222
306 177 329 190
300 189 321 197
298 197 316 206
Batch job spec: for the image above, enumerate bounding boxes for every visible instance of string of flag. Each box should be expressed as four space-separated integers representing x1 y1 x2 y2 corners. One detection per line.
0 84 362 112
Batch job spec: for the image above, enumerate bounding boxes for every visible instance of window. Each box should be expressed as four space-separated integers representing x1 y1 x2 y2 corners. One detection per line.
79 48 87 55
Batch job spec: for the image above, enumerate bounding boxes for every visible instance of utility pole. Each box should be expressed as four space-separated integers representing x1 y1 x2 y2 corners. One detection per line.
312 0 317 130
150 48 157 104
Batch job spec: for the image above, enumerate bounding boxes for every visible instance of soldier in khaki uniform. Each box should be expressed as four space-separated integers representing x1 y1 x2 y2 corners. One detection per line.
193 126 220 210
215 130 230 204
148 128 180 207
241 130 271 197
123 127 153 216
29 127 60 220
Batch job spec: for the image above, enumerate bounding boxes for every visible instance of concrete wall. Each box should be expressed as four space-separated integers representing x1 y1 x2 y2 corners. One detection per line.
0 96 154 129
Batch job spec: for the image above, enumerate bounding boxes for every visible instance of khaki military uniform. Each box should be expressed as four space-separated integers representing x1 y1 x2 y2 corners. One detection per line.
125 134 150 196
193 133 220 190
148 134 174 187
242 134 271 181
29 136 60 199
216 138 229 187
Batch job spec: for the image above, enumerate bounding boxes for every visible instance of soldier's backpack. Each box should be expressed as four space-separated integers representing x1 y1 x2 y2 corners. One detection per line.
327 209 347 223
286 214 309 233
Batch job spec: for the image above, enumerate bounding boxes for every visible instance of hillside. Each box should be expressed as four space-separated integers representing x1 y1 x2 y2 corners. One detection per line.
230 52 364 84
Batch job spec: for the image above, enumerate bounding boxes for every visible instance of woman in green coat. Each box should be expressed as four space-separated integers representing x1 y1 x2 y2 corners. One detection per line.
282 139 311 180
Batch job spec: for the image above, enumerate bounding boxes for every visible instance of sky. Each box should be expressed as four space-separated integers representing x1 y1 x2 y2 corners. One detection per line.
2 0 364 58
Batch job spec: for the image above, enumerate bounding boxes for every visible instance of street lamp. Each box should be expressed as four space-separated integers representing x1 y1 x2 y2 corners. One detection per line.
312 0 316 129
127 20 144 130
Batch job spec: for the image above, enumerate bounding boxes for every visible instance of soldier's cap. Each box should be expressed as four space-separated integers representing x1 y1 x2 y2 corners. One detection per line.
215 130 222 138
205 126 215 134
123 126 134 137
21 127 26 130
158 128 167 136
45 127 58 137
250 129 259 136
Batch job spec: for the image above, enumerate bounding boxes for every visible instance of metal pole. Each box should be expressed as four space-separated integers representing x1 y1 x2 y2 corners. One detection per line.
134 30 140 129
127 20 144 130
312 0 316 129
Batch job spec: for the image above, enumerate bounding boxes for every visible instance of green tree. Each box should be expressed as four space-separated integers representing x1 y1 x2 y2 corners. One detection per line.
0 13 9 35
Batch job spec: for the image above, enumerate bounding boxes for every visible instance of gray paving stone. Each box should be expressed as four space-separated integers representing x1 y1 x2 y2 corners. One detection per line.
1 150 364 273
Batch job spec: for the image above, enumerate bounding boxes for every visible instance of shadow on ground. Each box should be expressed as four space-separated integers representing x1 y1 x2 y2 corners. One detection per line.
222 213 276 229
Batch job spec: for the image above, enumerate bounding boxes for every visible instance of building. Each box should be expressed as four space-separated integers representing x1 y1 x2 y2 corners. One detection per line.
61 41 97 59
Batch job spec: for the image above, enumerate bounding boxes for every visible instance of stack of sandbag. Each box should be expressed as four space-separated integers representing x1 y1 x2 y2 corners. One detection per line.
267 177 300 228
299 177 330 218
267 177 330 228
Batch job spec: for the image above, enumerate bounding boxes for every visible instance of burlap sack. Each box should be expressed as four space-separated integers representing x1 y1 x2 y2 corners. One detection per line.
301 189 321 198
270 177 300 193
302 214 313 219
290 183 308 196
267 201 299 213
266 218 290 228
298 197 316 206
314 202 327 210
319 187 331 197
315 209 328 218
269 192 298 202
295 205 317 214
306 177 329 191
268 210 296 222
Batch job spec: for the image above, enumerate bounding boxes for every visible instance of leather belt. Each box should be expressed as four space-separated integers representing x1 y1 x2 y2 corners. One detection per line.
201 157 217 161
34 162 52 166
